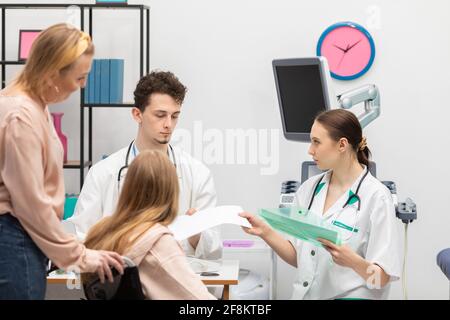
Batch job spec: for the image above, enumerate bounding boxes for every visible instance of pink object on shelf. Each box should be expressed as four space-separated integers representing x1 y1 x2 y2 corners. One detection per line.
51 112 68 163
19 30 41 61
223 240 254 248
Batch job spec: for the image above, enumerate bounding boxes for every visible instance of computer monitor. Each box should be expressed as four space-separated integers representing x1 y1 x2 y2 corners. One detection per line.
301 161 377 184
272 57 337 142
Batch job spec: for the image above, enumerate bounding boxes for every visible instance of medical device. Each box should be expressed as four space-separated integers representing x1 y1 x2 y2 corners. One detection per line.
272 57 336 142
273 57 381 143
271 180 301 299
279 180 301 208
381 181 417 300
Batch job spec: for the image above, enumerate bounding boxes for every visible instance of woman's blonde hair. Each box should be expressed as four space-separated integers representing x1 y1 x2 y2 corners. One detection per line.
15 23 94 100
84 150 179 255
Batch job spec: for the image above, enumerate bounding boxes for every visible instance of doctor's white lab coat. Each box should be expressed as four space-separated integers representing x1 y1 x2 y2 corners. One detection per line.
68 144 222 260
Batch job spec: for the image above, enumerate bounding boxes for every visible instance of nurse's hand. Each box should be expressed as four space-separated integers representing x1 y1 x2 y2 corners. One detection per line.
239 212 271 238
318 238 360 269
186 208 197 216
318 239 391 288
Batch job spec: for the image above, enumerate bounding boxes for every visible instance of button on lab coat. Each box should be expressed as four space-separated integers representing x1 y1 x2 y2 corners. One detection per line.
291 168 401 300
68 145 222 260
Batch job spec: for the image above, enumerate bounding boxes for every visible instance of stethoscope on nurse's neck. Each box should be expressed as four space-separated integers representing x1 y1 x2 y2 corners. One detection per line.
117 140 178 191
307 166 370 212
307 166 370 242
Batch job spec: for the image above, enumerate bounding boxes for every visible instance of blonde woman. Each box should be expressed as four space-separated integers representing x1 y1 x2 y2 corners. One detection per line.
0 23 123 300
84 150 215 300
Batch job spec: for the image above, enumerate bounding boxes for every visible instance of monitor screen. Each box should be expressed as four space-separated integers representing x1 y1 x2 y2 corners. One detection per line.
273 58 335 142
301 161 323 183
301 161 377 183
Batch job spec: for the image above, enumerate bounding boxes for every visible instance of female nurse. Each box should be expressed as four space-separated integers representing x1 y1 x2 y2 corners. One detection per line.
240 109 401 300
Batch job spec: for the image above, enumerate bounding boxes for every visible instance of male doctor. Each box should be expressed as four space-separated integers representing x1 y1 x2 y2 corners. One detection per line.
68 71 222 259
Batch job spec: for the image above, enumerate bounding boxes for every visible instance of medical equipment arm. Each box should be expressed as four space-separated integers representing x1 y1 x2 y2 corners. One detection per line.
338 84 380 128
381 181 417 300
381 181 417 224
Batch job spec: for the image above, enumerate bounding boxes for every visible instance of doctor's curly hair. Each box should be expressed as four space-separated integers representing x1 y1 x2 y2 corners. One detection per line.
134 70 187 112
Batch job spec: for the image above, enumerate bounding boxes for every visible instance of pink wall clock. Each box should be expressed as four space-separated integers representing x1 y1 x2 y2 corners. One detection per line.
316 22 376 80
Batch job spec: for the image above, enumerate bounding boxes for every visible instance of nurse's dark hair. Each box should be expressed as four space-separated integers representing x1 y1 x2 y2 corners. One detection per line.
133 70 187 112
314 109 371 166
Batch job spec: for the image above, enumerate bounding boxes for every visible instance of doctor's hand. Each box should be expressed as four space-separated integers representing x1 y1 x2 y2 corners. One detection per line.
186 208 201 249
318 238 360 269
239 212 272 239
81 249 125 283
186 208 197 216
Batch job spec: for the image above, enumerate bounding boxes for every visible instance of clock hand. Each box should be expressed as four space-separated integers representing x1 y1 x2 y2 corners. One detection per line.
336 44 350 68
337 51 346 69
346 39 362 52
333 44 347 52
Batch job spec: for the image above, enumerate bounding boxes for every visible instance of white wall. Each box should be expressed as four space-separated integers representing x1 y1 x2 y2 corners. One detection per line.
2 0 450 299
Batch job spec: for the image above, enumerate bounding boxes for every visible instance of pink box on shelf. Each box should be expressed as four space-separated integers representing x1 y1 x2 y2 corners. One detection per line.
18 30 41 61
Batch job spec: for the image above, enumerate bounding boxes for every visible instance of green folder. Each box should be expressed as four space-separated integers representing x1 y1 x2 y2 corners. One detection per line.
259 207 342 247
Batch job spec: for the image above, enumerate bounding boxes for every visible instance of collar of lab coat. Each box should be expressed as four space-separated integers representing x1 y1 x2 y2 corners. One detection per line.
129 141 176 166
316 165 367 219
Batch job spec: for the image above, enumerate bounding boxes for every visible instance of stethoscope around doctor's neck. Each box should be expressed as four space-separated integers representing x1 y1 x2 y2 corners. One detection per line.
307 166 370 212
117 140 177 190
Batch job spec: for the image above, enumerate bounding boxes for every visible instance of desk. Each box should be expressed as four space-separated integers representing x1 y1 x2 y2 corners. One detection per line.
200 260 239 300
47 259 239 300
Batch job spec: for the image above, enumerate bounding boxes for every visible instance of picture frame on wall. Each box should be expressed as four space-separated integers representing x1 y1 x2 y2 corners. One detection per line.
18 29 41 61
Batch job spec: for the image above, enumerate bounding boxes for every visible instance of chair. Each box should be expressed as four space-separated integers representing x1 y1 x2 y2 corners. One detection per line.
83 256 145 300
437 248 450 299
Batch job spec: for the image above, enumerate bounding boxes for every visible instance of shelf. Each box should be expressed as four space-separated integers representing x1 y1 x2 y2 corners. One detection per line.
0 61 26 65
83 103 134 108
63 160 92 169
1 2 150 190
0 4 149 10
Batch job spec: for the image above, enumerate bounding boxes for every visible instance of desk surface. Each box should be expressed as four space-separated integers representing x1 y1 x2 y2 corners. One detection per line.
199 260 239 285
47 259 239 286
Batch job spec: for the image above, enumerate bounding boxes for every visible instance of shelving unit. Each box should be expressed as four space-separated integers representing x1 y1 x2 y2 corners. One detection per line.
0 3 150 189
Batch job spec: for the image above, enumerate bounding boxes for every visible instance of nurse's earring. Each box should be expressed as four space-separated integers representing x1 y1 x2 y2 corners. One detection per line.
54 85 60 94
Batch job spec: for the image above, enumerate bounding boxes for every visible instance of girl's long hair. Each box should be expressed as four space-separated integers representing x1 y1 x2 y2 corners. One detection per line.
84 149 179 255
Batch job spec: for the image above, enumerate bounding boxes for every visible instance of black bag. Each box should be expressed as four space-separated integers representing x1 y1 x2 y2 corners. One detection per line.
83 265 145 300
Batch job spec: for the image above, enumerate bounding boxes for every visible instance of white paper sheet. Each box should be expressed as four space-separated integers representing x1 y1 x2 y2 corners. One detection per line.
168 205 251 240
